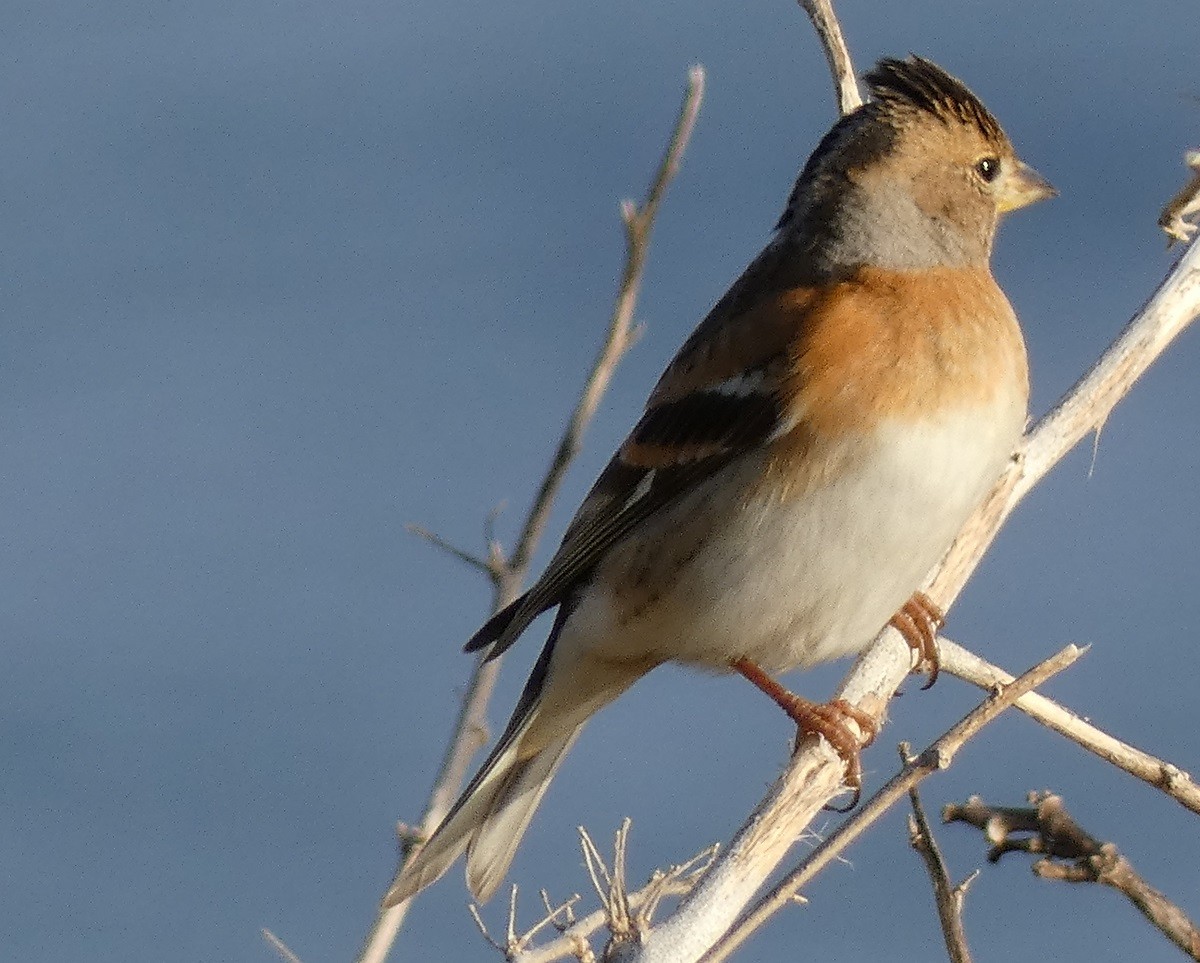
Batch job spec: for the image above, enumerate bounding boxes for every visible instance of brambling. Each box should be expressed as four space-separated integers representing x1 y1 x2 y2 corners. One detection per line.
387 55 1054 905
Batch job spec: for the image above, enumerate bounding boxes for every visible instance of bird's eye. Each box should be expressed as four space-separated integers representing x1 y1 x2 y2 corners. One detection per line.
975 157 1001 182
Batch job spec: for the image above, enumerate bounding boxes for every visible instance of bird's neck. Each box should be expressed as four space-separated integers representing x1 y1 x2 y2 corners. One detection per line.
779 183 994 276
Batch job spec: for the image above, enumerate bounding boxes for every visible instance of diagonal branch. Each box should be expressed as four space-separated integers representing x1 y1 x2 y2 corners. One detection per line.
620 178 1200 963
696 646 1082 963
351 66 707 963
797 0 861 114
941 639 1200 815
613 2 1200 951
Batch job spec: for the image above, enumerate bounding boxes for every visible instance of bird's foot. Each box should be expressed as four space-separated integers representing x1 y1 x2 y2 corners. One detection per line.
731 657 877 810
889 591 944 689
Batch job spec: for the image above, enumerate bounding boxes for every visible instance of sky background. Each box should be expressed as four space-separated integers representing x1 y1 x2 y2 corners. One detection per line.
3 1 1199 961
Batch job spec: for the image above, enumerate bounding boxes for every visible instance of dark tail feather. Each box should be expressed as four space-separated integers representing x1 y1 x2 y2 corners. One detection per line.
387 611 569 905
464 589 555 661
463 593 526 653
386 602 645 905
383 706 577 905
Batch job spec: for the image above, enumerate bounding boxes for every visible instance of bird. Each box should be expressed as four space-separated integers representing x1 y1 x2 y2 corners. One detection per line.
387 54 1054 906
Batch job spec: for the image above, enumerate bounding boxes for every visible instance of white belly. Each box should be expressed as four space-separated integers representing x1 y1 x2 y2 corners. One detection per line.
560 402 1022 676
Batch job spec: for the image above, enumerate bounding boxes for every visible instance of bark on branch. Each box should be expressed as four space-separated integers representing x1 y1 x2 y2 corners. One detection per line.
946 793 1200 960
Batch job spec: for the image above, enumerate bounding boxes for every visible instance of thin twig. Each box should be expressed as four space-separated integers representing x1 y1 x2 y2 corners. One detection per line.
940 638 1200 815
507 885 522 953
607 819 636 946
352 68 706 963
696 646 1081 963
907 782 975 963
513 843 718 963
522 893 582 946
946 793 1200 960
797 0 862 114
580 826 614 907
261 928 305 963
405 523 495 576
468 902 506 954
508 63 705 581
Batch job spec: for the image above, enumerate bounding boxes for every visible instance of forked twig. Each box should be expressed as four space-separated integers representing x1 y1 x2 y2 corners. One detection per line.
511 834 718 963
908 783 976 963
947 793 1200 960
941 638 1200 815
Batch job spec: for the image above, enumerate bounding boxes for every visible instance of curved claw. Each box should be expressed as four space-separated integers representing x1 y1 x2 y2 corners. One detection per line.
732 658 876 810
889 592 944 688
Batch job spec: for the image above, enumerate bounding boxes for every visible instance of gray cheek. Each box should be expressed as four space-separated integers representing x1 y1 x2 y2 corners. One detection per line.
816 184 989 271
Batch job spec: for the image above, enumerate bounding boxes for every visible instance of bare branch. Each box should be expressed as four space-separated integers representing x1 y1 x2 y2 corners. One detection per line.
580 826 615 908
697 646 1081 963
607 819 636 946
470 885 594 962
261 928 305 963
353 68 706 963
405 523 496 576
947 793 1200 960
796 0 862 114
468 901 507 955
507 884 522 954
513 840 718 963
941 638 1200 815
508 64 705 581
907 782 975 963
523 893 583 947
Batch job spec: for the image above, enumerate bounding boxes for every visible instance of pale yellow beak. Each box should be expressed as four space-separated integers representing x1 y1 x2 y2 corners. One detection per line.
997 160 1057 213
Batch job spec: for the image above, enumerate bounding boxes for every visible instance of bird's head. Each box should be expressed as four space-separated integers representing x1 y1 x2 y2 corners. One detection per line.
779 55 1055 274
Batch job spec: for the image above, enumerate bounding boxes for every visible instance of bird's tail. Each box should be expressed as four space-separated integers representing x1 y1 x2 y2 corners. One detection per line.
386 608 628 905
384 706 583 905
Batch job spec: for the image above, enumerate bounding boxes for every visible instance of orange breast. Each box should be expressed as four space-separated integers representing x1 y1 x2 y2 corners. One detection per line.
787 265 1026 430
761 264 1029 497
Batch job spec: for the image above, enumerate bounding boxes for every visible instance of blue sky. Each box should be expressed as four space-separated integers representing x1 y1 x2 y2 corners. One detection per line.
3 2 1199 960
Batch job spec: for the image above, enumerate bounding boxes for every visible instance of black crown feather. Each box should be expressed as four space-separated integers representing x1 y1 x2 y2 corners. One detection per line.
775 55 1005 233
865 55 1003 143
